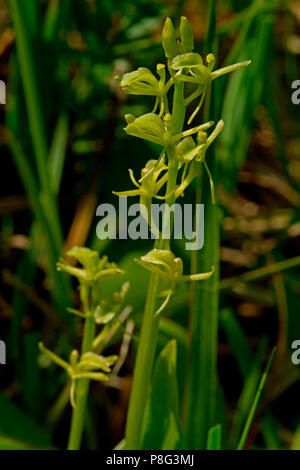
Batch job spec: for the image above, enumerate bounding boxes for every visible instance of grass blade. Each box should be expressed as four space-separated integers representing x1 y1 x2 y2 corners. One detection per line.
7 132 71 322
141 340 182 450
207 424 222 450
49 112 69 194
9 0 49 193
237 347 276 450
184 0 220 449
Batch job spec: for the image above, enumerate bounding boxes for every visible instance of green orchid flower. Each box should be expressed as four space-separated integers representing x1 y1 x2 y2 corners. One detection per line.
57 247 124 286
136 249 214 315
124 112 214 149
118 64 172 116
113 158 171 230
172 52 250 124
113 158 168 201
39 343 118 408
174 120 224 203
119 67 160 96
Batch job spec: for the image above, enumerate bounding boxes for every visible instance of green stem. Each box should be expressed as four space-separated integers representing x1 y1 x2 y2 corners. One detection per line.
124 271 160 449
160 152 178 249
67 295 96 450
124 81 186 449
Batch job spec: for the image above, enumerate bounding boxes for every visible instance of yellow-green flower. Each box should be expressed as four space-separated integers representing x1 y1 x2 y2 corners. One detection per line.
39 343 118 408
172 52 250 124
136 249 214 315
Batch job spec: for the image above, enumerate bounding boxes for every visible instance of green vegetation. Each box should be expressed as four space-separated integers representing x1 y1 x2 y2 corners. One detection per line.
1 0 300 451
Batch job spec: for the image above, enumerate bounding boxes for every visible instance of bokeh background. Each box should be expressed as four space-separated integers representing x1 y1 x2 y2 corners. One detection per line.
0 0 300 450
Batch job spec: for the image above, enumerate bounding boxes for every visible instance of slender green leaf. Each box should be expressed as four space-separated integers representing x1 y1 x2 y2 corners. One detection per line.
207 424 222 450
237 348 276 450
141 340 182 450
184 1 220 449
49 111 69 194
9 0 49 193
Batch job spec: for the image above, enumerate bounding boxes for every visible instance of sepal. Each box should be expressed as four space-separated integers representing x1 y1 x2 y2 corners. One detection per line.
162 17 179 59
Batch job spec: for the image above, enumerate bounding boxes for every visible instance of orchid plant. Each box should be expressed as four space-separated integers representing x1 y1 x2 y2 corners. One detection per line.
39 16 250 452
114 16 250 450
39 247 130 450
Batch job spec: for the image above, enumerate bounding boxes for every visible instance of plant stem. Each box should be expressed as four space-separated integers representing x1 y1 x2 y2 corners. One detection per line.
160 152 178 249
124 271 160 449
124 81 186 449
67 304 96 450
